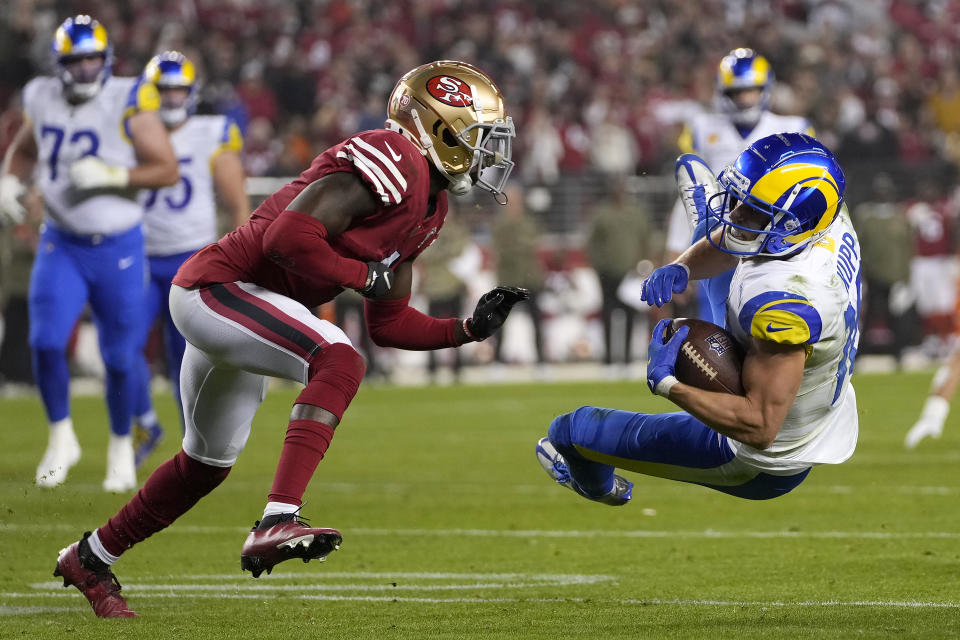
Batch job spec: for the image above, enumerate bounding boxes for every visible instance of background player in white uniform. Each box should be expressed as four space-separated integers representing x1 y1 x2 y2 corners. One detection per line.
0 15 178 491
132 51 248 467
666 49 814 325
536 133 859 504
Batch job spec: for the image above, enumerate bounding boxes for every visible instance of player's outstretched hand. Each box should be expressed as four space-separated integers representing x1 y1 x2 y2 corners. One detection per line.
358 261 395 299
465 286 530 341
646 318 688 397
69 156 130 190
641 263 689 307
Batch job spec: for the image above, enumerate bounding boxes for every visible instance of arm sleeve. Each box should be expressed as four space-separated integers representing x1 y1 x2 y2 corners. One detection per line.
262 209 368 289
364 295 462 350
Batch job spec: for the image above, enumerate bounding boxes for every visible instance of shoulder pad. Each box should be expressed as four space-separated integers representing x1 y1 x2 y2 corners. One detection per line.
217 116 243 153
738 290 822 345
337 129 423 206
125 77 160 113
21 77 52 114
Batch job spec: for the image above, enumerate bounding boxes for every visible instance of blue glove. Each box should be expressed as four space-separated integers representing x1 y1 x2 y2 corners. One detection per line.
641 264 690 307
646 319 688 397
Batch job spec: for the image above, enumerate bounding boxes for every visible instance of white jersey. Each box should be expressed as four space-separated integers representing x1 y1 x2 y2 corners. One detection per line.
725 207 861 472
142 115 242 256
666 110 813 253
22 75 159 236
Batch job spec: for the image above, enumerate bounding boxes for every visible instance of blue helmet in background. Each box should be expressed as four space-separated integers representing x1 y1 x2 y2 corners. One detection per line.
52 15 113 101
143 51 198 127
709 132 846 257
715 48 773 127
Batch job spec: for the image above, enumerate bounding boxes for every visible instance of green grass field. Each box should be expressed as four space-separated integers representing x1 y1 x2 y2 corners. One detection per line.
1 371 958 639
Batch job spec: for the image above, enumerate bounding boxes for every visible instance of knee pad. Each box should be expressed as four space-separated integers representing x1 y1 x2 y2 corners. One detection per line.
297 343 366 420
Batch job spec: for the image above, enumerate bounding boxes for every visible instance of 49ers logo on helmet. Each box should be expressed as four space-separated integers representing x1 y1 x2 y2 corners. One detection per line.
426 75 473 107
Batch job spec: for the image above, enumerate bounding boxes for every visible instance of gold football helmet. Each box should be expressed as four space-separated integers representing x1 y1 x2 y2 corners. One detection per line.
386 60 515 200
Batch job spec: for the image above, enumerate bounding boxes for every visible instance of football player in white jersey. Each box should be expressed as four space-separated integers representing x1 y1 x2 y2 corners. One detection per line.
537 133 860 504
666 49 815 325
131 51 248 468
0 15 178 491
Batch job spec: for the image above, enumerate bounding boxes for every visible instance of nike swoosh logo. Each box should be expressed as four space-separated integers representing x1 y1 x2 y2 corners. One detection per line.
766 323 790 333
383 141 403 162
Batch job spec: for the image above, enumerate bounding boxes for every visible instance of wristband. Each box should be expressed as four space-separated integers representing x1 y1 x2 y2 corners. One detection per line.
654 375 679 397
461 318 478 342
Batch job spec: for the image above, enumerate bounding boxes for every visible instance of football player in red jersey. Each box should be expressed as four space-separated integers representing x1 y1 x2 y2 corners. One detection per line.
53 61 528 618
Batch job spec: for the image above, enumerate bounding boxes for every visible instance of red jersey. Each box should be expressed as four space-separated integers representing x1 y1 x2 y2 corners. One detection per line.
906 198 954 258
174 129 449 307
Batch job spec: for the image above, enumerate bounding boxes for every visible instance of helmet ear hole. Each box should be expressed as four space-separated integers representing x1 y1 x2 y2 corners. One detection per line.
441 128 459 148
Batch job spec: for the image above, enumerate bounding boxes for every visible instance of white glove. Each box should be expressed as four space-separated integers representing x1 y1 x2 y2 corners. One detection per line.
0 174 26 226
69 156 130 190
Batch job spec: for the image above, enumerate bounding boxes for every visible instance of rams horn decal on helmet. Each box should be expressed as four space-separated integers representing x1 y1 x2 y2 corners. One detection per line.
706 132 846 257
143 51 198 127
52 15 112 101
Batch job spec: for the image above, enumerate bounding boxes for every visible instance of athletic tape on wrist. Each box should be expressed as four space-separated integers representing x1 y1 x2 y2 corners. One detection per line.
654 375 679 397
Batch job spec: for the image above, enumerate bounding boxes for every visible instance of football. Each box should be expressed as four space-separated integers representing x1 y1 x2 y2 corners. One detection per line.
665 318 745 395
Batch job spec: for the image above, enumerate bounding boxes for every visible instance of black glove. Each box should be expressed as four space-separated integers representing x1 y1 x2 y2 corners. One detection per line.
358 261 395 299
465 286 530 341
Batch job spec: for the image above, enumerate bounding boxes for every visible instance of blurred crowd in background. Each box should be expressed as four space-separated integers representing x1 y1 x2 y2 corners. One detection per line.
2 0 960 385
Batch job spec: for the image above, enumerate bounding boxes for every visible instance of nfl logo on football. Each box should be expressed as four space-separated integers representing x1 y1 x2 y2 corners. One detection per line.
706 332 732 356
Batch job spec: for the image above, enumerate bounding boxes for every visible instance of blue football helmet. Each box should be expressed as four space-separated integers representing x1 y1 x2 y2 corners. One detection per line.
715 48 773 127
52 15 112 101
707 132 846 257
143 51 198 127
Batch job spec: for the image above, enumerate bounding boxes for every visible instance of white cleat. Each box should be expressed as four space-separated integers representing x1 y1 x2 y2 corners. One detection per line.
103 434 137 492
675 153 721 232
36 420 82 488
535 437 633 506
905 396 948 450
905 417 945 450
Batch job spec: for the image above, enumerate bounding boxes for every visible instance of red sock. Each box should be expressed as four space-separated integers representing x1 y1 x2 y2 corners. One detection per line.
96 450 230 557
268 419 336 505
266 343 365 505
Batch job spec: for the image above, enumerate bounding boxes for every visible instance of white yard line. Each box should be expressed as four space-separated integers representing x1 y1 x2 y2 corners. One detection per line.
2 523 958 539
0 604 85 615
151 571 612 581
3 591 958 608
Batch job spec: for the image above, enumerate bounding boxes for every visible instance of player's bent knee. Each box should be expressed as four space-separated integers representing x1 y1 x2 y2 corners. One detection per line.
297 343 366 421
175 450 231 498
29 335 69 353
100 343 140 371
548 412 574 445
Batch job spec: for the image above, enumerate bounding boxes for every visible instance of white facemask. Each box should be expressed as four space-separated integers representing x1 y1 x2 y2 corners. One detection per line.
159 106 188 127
